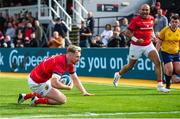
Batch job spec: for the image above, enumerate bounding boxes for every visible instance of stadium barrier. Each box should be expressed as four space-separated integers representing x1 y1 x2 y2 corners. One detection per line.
0 48 156 80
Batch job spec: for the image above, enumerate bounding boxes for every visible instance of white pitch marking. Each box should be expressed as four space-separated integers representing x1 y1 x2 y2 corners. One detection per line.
1 111 180 119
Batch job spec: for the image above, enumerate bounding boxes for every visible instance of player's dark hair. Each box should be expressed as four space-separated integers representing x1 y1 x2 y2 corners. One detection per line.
170 14 180 20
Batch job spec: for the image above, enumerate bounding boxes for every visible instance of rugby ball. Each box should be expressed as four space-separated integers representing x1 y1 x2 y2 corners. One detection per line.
60 75 72 86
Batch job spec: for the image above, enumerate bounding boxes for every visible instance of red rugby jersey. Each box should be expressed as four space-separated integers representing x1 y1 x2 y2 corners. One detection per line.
30 54 74 83
128 15 154 46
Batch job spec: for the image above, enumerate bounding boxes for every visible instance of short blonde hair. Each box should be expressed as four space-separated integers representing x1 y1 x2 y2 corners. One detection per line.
67 45 81 53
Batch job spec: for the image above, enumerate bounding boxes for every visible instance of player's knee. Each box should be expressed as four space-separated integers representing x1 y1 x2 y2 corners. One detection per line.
165 69 173 76
57 96 67 105
174 69 180 74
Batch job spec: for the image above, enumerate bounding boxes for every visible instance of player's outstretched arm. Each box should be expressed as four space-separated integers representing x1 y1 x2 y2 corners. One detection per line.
83 92 95 96
70 73 95 96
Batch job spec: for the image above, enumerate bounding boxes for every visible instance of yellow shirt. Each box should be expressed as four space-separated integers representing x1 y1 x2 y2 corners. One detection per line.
159 26 180 54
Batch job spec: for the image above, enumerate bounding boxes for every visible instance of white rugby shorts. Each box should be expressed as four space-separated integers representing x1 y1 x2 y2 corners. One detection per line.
129 42 159 60
27 75 52 96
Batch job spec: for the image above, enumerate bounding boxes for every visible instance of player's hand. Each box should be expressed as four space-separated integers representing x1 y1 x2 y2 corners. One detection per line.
152 37 158 43
137 38 144 43
83 92 95 96
68 82 74 90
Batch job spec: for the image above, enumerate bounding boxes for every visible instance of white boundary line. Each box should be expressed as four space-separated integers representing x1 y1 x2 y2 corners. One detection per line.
1 111 180 119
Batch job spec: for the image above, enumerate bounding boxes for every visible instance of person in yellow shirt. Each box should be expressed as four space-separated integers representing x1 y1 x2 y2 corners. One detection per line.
156 14 180 90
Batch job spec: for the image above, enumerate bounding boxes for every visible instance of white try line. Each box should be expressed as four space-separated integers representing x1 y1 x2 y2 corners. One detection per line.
1 111 180 119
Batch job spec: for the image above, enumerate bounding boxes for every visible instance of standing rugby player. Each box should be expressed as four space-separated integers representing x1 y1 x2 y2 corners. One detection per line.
113 4 169 92
156 14 180 90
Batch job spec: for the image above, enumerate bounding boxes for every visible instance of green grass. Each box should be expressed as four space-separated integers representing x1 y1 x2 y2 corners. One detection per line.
0 77 180 118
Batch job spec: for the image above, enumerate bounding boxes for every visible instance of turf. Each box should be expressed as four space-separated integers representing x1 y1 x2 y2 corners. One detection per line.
0 77 180 118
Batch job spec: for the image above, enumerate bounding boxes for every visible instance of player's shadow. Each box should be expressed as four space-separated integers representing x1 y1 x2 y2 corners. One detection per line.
0 103 60 110
0 103 74 116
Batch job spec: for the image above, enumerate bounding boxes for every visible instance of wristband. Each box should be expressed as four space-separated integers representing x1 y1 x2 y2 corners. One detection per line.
131 36 138 42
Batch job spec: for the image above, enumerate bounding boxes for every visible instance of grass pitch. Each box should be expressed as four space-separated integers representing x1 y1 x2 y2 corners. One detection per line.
0 76 180 118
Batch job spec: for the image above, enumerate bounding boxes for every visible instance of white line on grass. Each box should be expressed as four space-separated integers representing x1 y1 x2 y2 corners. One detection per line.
1 111 180 119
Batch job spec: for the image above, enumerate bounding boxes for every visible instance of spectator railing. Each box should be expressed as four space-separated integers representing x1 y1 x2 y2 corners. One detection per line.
38 0 72 31
93 15 131 35
0 5 40 17
72 0 88 26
